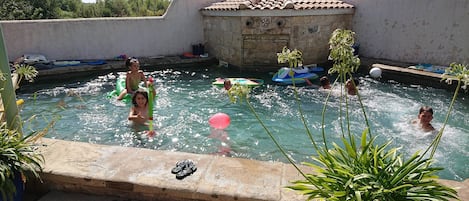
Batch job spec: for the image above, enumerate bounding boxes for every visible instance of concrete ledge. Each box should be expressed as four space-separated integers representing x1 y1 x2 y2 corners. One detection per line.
30 138 309 201
29 138 469 201
359 57 460 91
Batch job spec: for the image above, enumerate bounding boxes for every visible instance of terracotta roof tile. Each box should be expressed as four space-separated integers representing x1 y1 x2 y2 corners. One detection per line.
203 0 354 11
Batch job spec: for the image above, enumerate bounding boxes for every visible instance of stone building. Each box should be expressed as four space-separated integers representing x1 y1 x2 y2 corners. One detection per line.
201 0 355 70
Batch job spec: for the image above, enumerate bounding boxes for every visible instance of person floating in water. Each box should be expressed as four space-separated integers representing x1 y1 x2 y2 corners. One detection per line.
345 77 359 95
412 106 435 132
319 76 332 89
223 79 232 90
117 57 150 100
128 89 150 125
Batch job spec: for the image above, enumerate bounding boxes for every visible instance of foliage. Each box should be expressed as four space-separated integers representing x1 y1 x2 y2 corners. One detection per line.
291 132 458 200
277 46 303 69
0 47 48 200
12 64 38 84
228 28 461 200
0 123 43 201
328 29 360 76
422 62 469 163
0 0 171 20
0 0 37 20
29 0 62 19
226 83 251 104
442 63 469 90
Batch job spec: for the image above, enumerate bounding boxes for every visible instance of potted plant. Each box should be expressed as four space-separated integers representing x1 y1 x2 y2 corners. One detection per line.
0 32 43 200
0 124 43 201
228 29 463 200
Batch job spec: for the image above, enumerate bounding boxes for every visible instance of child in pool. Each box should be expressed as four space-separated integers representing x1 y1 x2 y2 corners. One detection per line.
128 89 150 125
345 77 359 95
117 57 148 100
223 79 232 90
412 106 435 132
319 76 332 89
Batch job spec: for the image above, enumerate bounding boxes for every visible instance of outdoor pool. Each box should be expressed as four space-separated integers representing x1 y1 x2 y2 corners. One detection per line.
17 65 468 181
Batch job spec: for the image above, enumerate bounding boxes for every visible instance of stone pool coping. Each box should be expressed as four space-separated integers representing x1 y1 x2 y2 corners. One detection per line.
28 138 469 201
29 138 309 201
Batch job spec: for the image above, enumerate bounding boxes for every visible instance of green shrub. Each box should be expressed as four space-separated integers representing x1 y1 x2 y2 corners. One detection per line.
0 123 43 201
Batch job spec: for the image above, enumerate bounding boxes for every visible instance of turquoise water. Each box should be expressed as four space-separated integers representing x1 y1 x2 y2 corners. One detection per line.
17 66 468 181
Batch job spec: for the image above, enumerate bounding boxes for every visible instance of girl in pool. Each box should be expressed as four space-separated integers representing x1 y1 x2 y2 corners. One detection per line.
412 106 435 132
117 57 148 100
128 89 150 125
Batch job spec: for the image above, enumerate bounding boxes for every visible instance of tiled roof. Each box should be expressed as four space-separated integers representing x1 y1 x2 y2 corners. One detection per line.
203 0 354 11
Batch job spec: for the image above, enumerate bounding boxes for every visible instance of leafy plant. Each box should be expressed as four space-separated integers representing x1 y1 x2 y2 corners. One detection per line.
0 123 43 201
0 27 45 200
277 46 303 69
12 64 38 84
228 29 461 200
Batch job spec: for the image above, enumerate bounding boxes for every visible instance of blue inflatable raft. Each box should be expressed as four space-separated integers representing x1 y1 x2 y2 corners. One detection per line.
272 65 323 85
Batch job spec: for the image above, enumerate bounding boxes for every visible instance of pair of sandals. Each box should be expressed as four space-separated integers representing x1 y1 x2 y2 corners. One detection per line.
171 159 197 180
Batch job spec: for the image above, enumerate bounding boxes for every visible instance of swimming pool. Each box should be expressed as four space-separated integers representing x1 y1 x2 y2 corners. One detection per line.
17 66 468 181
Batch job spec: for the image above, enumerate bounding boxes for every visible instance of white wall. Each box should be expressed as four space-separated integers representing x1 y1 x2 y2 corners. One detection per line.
344 0 469 65
2 0 468 66
0 0 217 61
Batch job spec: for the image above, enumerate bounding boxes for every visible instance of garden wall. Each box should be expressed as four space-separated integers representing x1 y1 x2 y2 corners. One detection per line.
1 0 467 66
344 0 469 66
0 0 218 61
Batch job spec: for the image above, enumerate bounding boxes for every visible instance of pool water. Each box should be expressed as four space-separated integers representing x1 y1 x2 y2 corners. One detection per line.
17 66 468 181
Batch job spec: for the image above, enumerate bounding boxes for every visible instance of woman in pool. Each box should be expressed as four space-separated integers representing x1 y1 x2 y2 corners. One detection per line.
128 89 150 125
412 106 435 132
117 57 148 100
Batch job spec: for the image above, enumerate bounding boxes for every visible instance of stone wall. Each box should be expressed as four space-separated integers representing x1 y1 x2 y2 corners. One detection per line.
203 14 353 70
203 16 243 67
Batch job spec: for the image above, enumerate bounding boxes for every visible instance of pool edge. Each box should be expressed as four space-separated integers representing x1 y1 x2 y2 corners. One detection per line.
27 138 469 201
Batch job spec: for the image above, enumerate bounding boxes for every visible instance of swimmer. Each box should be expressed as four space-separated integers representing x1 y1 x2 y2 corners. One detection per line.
319 76 331 89
118 57 155 100
411 106 435 132
128 89 150 125
224 79 232 90
345 78 359 95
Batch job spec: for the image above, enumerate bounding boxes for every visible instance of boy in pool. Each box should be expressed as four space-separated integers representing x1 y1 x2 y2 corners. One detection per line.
128 89 150 125
412 106 435 132
117 57 148 100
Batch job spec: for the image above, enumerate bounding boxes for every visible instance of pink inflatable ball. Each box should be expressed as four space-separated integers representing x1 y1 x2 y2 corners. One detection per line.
209 113 231 130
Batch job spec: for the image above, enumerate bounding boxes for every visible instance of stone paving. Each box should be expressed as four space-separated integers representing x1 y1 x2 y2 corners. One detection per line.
27 138 469 201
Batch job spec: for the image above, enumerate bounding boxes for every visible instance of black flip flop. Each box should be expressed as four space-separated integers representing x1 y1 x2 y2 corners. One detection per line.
176 161 197 180
171 159 189 174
